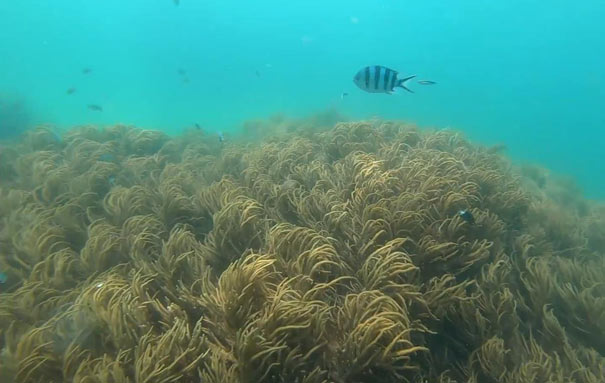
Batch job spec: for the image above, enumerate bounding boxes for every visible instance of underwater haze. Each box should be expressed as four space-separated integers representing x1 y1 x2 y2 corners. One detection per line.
3 2 605 382
0 0 604 198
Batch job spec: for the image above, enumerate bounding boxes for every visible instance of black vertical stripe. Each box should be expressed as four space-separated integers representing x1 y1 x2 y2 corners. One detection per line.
364 66 370 89
383 68 391 91
390 71 397 91
374 66 380 90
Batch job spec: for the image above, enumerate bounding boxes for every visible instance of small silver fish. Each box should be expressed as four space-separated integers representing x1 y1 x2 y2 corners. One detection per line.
353 65 415 94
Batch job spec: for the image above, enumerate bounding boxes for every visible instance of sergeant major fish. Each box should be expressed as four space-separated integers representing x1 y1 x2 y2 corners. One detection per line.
353 65 416 94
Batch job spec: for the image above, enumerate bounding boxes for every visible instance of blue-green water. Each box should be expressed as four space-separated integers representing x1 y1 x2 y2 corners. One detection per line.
1 0 604 197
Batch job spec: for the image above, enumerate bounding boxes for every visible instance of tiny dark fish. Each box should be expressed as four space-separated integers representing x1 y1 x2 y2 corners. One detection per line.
341 92 349 99
182 77 190 84
255 70 261 77
87 104 103 112
173 0 180 5
99 153 114 161
487 143 507 154
66 87 76 95
417 80 436 85
458 209 475 225
82 68 92 74
178 68 186 76
0 272 6 284
353 65 415 94
194 123 202 130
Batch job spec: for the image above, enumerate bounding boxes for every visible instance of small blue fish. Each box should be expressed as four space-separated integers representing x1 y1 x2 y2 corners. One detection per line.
0 272 7 284
218 131 225 143
353 65 416 94
458 209 475 224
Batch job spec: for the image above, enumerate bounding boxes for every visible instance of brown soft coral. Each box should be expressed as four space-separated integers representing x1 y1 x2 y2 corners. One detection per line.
0 118 604 383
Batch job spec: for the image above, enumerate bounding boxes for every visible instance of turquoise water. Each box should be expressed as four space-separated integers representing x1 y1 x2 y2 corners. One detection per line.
1 0 604 197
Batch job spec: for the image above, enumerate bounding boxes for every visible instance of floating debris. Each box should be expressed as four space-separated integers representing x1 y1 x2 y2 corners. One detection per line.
87 104 103 112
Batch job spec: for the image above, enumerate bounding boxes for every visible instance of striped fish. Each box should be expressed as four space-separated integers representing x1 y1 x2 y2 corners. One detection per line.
353 65 416 94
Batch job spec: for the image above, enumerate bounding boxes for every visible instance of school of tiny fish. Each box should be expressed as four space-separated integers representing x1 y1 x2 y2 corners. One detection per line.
62 7 438 134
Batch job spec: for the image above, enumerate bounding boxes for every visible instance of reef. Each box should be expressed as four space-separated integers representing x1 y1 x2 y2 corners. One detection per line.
0 117 604 383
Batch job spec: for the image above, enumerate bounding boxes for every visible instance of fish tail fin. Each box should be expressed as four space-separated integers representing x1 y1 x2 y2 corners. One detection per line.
396 75 416 93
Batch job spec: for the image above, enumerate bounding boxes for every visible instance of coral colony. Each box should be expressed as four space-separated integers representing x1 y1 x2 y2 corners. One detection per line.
0 118 604 382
